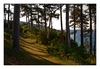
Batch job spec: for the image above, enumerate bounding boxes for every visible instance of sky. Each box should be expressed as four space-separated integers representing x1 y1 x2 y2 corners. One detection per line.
5 4 88 30
20 5 66 30
20 5 88 30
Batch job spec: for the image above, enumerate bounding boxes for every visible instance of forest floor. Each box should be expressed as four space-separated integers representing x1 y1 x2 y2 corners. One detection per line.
4 34 75 65
19 37 64 65
4 32 96 65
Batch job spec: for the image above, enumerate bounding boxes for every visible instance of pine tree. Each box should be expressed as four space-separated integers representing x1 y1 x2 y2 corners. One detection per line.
80 4 83 47
7 4 10 32
66 4 71 48
12 4 20 51
89 4 92 54
73 4 76 42
60 4 64 43
91 4 96 55
4 4 6 24
44 4 47 44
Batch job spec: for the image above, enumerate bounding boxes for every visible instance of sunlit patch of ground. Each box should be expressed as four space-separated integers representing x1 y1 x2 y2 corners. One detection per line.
20 37 63 64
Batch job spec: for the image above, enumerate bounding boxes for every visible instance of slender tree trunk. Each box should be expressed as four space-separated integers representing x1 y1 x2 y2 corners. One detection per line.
12 4 20 51
94 15 96 56
28 13 30 30
66 4 71 48
26 12 28 26
30 4 33 30
4 4 6 24
44 4 47 44
37 9 40 29
80 4 83 47
89 4 92 54
60 4 64 43
4 4 6 19
40 17 42 29
8 4 10 32
74 4 76 42
50 16 52 31
48 15 51 39
49 13 53 31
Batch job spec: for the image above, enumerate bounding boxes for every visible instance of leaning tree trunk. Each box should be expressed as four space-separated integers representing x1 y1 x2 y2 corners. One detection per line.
12 4 20 51
65 4 71 48
89 4 92 54
80 4 83 47
60 4 64 43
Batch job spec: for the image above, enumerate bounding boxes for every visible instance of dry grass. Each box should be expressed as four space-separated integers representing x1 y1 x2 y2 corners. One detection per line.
4 36 65 65
20 37 64 65
4 36 96 65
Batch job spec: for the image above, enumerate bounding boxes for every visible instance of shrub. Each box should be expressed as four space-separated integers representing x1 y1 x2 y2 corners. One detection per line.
38 29 58 45
47 39 91 64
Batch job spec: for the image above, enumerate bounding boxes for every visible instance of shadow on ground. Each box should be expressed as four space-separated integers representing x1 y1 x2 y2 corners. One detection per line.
4 38 61 65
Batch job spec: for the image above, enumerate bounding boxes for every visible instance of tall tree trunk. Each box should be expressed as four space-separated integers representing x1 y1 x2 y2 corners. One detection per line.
94 14 96 56
80 4 83 47
30 4 33 30
66 4 71 48
28 13 30 30
50 16 52 31
37 9 40 29
26 12 28 27
8 4 10 32
12 4 20 51
74 4 76 42
4 4 6 24
48 15 51 39
49 13 52 31
60 4 64 43
89 4 92 54
40 17 42 29
44 4 47 44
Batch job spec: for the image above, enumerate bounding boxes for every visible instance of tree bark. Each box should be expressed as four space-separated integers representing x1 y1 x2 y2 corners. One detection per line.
37 9 40 29
8 4 10 32
4 4 6 24
26 12 28 27
12 4 20 51
50 16 52 31
28 12 30 30
30 4 33 30
94 14 96 56
89 4 92 54
60 4 64 43
44 4 47 44
74 4 76 42
80 4 83 47
66 4 71 48
48 15 51 39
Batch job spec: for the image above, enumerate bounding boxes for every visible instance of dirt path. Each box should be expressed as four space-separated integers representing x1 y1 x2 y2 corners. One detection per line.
20 37 64 65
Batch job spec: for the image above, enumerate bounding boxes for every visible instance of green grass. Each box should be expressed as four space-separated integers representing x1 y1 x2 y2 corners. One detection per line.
4 32 63 65
4 39 61 65
4 31 96 65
